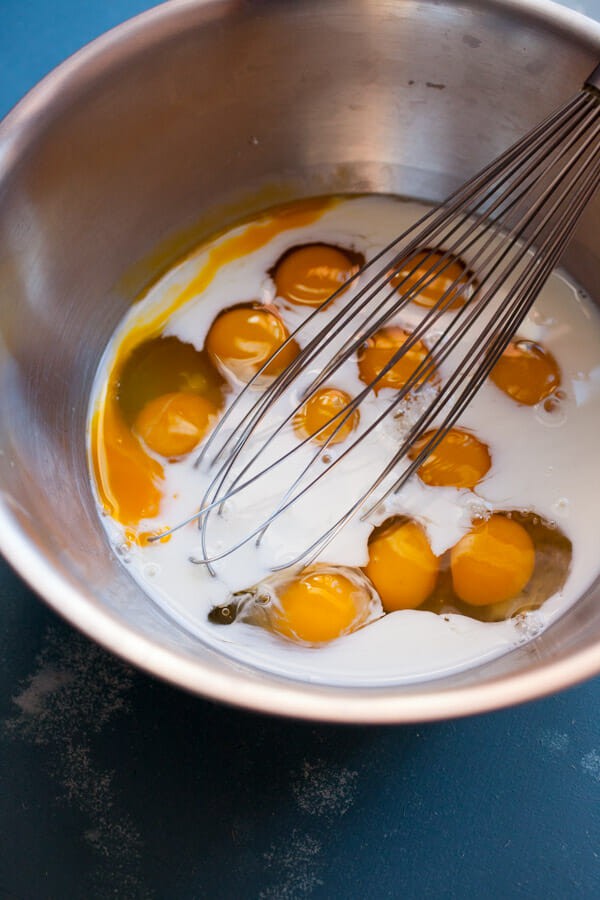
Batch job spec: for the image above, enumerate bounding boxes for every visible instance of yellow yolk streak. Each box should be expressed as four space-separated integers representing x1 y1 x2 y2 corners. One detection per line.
91 198 335 530
115 198 337 364
91 395 164 527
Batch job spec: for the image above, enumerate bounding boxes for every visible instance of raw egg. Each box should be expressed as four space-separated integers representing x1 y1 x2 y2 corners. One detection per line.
117 335 226 422
206 303 300 384
93 335 227 529
357 326 433 393
293 387 359 445
391 249 475 310
365 519 439 612
408 428 491 489
490 339 561 405
450 514 535 606
271 568 371 643
273 243 361 307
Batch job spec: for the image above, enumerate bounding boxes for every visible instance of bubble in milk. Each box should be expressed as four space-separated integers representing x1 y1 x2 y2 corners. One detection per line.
535 392 567 427
553 497 570 517
513 611 544 644
462 497 490 524
530 308 556 327
115 541 131 562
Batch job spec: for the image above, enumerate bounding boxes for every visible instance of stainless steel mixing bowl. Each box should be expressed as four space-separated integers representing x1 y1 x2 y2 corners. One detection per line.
0 0 598 722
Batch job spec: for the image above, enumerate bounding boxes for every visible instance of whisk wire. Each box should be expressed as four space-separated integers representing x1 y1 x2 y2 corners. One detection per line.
195 90 587 472
209 102 600 536
202 89 592 484
150 74 600 576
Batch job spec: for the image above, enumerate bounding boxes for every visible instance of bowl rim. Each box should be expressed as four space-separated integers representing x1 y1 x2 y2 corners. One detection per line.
1 0 599 723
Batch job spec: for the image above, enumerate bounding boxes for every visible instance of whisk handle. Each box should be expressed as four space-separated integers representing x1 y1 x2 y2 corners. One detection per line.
585 62 600 91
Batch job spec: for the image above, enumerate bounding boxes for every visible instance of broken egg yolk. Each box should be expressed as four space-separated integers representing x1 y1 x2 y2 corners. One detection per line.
364 519 439 612
408 428 491 489
357 326 432 393
92 335 226 530
293 387 359 445
274 243 360 307
391 249 475 310
272 569 370 643
450 514 535 606
92 401 164 527
206 304 300 384
134 391 218 458
490 339 561 406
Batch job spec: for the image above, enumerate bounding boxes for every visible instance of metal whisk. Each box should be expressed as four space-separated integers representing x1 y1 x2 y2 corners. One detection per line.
157 63 600 574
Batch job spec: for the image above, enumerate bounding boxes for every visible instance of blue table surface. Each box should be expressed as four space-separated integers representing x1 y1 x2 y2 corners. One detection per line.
1 2 599 898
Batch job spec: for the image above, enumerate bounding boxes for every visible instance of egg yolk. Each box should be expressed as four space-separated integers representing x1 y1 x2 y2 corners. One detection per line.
364 519 439 612
408 428 491 489
134 391 218 458
92 336 227 530
206 304 300 384
391 249 475 310
117 336 226 423
274 244 360 307
293 388 359 445
357 326 432 393
450 514 535 606
490 339 561 405
272 569 369 643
